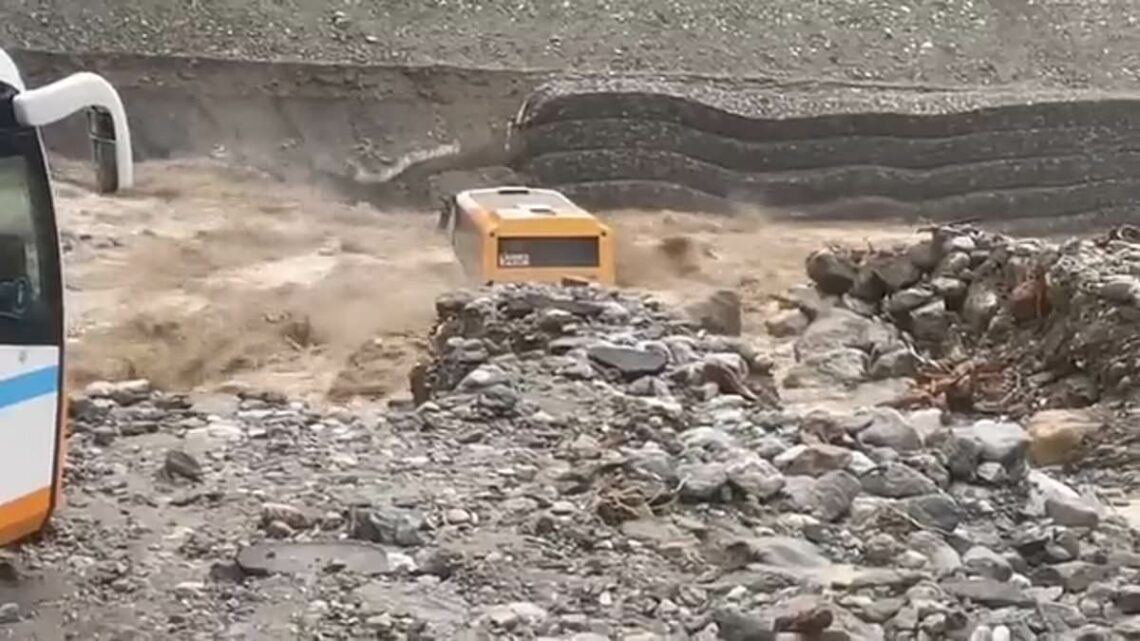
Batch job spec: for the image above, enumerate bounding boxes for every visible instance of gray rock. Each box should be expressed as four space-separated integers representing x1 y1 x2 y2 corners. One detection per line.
1038 600 1088 632
850 265 889 302
904 493 962 532
629 376 672 397
958 420 1029 468
937 251 971 276
678 463 729 501
91 426 117 447
711 608 776 641
931 277 968 307
164 449 203 482
1045 495 1100 528
963 282 1000 331
0 603 17 624
236 541 391 577
682 427 737 451
349 507 426 547
781 475 817 512
906 409 944 439
784 348 867 387
1098 276 1140 304
843 293 880 316
939 431 981 480
807 248 858 295
1068 627 1114 641
458 364 509 391
1116 586 1140 614
846 450 877 476
908 530 962 576
728 535 832 569
911 299 950 343
485 601 549 628
1030 471 1102 528
753 436 792 460
783 284 830 320
860 463 938 498
940 578 1034 608
795 308 897 359
964 546 1013 581
811 470 862 522
874 255 924 292
726 456 785 499
887 286 935 315
869 347 919 380
776 444 853 477
908 239 940 271
1031 561 1113 593
864 532 902 565
1117 618 1140 639
975 461 1007 485
587 345 668 379
944 235 976 253
857 408 922 452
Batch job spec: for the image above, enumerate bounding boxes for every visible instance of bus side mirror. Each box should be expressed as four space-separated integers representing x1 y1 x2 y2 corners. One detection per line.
11 71 135 193
88 107 118 195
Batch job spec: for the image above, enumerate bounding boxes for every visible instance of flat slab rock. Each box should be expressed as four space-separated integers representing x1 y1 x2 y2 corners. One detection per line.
939 578 1034 608
587 345 668 378
236 541 390 577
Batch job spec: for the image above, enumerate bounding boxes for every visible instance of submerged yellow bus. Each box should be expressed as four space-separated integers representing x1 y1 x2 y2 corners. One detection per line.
438 186 616 286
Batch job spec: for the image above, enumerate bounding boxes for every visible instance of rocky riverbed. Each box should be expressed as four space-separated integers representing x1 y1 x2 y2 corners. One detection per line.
5 251 1140 640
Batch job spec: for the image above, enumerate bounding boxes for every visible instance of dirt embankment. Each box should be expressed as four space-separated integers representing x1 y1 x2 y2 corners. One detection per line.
19 49 1140 232
3 0 1140 88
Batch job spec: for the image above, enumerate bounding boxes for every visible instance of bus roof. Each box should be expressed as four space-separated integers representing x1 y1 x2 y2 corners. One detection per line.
457 186 596 221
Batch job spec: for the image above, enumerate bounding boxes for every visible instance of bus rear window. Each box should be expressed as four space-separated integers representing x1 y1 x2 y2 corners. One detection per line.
0 153 56 345
497 236 599 268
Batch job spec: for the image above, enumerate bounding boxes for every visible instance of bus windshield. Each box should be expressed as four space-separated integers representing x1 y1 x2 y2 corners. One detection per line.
0 146 60 346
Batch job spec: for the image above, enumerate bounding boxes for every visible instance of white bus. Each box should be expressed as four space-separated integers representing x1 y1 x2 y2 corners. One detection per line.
0 48 133 546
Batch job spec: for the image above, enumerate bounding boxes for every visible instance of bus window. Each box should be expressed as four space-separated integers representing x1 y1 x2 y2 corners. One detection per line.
0 140 61 346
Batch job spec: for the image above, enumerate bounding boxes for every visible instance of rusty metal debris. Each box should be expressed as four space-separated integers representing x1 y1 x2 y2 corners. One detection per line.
882 357 1006 413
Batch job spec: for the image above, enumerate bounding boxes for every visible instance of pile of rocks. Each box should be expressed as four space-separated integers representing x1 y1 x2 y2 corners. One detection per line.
780 224 1140 415
7 281 1140 640
419 284 779 408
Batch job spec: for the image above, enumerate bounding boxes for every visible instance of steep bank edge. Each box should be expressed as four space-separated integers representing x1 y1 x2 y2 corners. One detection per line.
18 50 1140 231
11 49 539 207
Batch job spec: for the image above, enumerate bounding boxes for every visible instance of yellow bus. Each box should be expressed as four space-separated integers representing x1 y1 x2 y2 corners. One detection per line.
438 186 616 286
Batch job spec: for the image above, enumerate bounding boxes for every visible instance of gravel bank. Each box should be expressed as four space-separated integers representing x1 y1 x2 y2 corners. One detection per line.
5 0 1140 89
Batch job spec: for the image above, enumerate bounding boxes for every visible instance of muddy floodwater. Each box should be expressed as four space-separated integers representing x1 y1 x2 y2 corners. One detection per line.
57 158 916 406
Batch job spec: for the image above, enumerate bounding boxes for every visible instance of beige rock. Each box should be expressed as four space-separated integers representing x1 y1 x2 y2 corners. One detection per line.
1026 409 1101 467
766 308 810 337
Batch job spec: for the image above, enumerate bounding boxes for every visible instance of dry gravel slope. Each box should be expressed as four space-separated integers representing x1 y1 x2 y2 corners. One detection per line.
3 0 1140 88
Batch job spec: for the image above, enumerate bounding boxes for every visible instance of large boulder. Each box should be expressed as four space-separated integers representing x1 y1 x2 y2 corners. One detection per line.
806 248 858 295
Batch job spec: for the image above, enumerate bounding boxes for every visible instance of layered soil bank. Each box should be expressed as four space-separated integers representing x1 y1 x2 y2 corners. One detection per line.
17 50 1140 231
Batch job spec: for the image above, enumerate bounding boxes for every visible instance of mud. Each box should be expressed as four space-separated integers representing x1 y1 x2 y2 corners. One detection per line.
55 158 915 403
57 158 464 403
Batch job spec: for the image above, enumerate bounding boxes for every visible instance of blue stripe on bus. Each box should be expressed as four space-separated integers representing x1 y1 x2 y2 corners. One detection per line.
0 365 59 411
